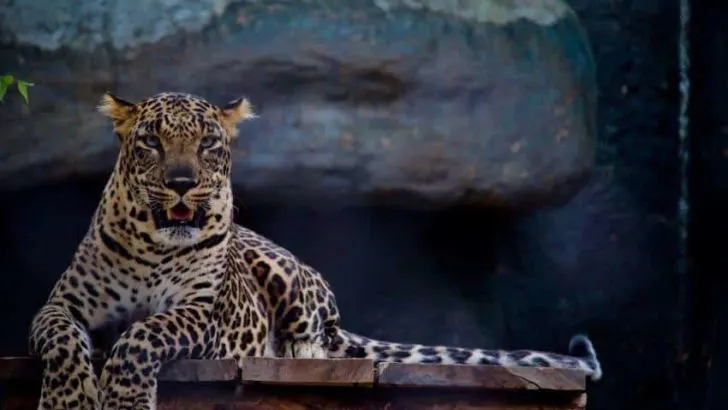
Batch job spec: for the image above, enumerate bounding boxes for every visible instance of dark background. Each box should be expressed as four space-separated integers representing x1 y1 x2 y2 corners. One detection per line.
686 0 728 410
1 0 723 409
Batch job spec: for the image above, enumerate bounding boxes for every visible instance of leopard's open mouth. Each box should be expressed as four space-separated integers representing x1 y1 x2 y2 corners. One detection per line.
152 203 206 229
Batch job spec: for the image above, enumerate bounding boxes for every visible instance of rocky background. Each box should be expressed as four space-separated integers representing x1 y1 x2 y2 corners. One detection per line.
0 0 698 409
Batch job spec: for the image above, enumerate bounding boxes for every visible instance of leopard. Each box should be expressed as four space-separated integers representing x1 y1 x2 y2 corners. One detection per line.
28 91 603 410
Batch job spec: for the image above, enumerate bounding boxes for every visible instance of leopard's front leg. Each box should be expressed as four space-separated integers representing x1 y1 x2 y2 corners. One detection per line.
30 303 100 410
277 268 341 359
98 303 217 410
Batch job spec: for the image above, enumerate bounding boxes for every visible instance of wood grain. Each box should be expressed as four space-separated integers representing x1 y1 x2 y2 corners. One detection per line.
241 357 375 386
158 359 238 382
377 362 586 391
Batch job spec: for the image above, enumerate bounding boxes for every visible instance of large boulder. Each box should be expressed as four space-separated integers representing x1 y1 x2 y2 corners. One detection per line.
0 0 596 210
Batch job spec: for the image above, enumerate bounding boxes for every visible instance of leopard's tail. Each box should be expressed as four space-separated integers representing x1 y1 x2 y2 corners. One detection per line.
328 329 602 382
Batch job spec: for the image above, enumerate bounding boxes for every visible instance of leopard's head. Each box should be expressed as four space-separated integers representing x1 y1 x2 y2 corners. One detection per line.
98 91 256 247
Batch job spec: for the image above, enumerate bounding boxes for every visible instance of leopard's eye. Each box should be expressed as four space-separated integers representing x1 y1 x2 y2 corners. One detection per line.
141 135 161 149
199 136 219 149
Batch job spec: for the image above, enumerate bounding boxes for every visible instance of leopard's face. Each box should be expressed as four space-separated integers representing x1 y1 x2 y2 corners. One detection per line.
99 92 256 247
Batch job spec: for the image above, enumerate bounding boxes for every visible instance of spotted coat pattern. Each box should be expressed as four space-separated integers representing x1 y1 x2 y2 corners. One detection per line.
29 92 602 410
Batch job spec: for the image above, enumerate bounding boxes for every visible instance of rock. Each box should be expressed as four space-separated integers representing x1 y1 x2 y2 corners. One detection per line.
0 0 597 210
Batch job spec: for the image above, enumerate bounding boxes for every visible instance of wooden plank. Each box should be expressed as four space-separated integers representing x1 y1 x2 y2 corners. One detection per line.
241 357 375 387
376 363 586 392
158 359 238 382
0 357 585 391
1 382 587 410
0 357 237 382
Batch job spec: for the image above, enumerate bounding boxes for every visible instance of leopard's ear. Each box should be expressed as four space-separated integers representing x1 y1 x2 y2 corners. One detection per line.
98 92 138 137
220 97 257 139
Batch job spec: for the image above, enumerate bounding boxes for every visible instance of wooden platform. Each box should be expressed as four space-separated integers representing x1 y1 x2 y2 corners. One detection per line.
0 357 589 409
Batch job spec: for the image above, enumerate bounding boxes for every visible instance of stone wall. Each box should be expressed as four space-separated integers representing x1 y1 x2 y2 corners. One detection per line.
0 0 597 210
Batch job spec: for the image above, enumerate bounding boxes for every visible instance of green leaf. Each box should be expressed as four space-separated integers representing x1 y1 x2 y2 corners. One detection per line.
16 80 33 104
1 74 14 86
0 82 7 102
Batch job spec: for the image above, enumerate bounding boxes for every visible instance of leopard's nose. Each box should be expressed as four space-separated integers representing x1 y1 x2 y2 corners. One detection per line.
164 166 199 196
